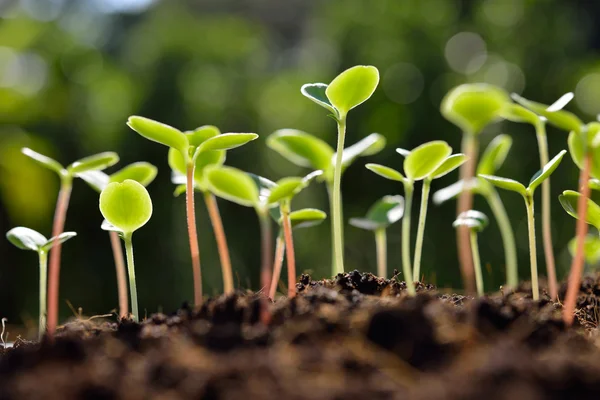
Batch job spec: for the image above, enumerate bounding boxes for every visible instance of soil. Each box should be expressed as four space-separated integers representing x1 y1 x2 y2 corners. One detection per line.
1 271 600 400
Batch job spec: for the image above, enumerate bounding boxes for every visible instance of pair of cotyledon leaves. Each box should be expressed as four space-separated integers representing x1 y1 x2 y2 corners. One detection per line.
349 195 404 231
7 227 77 254
452 210 489 232
22 148 119 178
77 162 157 193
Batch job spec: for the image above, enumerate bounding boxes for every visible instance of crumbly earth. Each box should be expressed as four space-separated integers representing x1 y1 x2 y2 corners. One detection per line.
1 271 600 400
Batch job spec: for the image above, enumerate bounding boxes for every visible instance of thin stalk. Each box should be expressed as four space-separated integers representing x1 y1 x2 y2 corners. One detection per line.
258 210 273 294
38 251 47 340
457 133 477 294
413 179 431 282
46 176 73 338
564 153 592 325
269 235 285 299
123 233 139 322
374 228 387 278
524 195 539 300
326 183 336 275
485 187 518 288
109 231 128 319
281 201 296 298
332 116 347 276
469 231 484 296
204 192 234 294
402 182 415 295
536 122 557 299
186 164 202 306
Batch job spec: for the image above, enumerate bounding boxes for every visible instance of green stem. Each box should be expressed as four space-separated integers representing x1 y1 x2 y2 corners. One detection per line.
413 179 431 282
38 251 47 340
374 228 387 278
524 195 539 300
332 116 347 276
123 233 139 322
326 182 337 276
402 181 415 295
470 231 484 296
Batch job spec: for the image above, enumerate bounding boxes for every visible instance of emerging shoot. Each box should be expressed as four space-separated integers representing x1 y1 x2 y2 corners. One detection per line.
453 211 488 296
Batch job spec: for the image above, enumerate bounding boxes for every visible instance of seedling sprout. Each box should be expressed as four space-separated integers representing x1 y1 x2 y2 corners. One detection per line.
453 211 488 296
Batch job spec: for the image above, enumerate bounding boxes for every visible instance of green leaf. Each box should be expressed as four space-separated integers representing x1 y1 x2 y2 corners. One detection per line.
501 103 539 125
527 150 567 193
300 83 337 114
41 232 77 252
340 133 386 169
348 218 381 231
366 163 405 182
568 235 600 265
325 65 380 116
511 93 582 133
109 162 158 187
267 170 322 204
267 129 334 171
288 208 327 229
432 179 481 205
168 147 187 176
205 166 260 208
441 83 510 134
404 141 452 181
249 174 277 209
559 190 600 230
127 116 189 157
566 131 600 179
477 134 513 175
173 184 186 197
21 148 65 175
186 125 221 147
453 210 488 232
6 227 47 251
77 170 110 192
99 180 153 233
68 152 120 174
350 195 404 231
195 133 258 155
430 154 468 180
590 178 600 191
478 174 527 197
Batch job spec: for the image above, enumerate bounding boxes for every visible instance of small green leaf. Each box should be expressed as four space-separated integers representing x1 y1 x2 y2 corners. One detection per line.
127 116 189 157
511 93 582 133
590 178 600 191
249 174 277 209
433 179 482 205
99 180 153 234
477 134 513 175
288 208 327 229
300 83 337 114
268 177 304 204
267 129 334 171
366 163 405 182
404 141 452 181
430 154 468 180
6 227 47 251
68 152 120 174
568 235 600 265
325 65 380 116
527 150 567 193
41 232 77 252
168 147 187 176
569 127 600 180
77 170 110 192
351 195 405 230
453 210 488 232
340 133 386 169
205 166 259 208
348 218 381 231
195 133 258 155
479 174 527 197
21 148 65 175
109 162 158 187
559 190 600 230
501 104 539 125
186 125 221 147
173 184 187 197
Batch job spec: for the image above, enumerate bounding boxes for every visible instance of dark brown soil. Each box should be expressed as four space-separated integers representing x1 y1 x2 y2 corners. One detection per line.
1 271 600 400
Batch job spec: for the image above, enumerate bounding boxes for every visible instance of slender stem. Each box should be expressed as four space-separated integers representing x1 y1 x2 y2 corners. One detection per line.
269 235 285 299
281 201 296 298
38 251 47 340
109 231 128 319
374 228 387 278
457 133 477 294
258 210 273 294
485 187 518 288
564 153 592 325
123 233 139 322
204 192 234 294
524 195 539 300
536 122 557 299
413 179 431 282
46 176 72 338
332 116 347 276
185 164 202 306
470 231 484 296
326 183 336 276
402 182 415 295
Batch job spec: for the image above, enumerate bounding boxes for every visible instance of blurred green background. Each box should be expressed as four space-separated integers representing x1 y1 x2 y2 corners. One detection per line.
1 0 599 324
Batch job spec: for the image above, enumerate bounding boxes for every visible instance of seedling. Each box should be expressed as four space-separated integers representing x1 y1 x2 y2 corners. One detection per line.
568 236 600 267
480 150 567 300
99 180 153 322
349 196 404 278
453 211 488 296
366 141 453 295
441 84 510 293
433 135 518 288
78 162 157 319
301 65 380 275
561 190 600 267
127 117 257 304
6 227 76 338
21 148 119 336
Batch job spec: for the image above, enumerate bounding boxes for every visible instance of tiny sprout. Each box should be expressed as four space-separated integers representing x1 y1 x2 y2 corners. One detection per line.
99 180 153 322
6 227 76 338
21 147 119 337
480 150 567 300
301 65 380 276
349 196 404 278
453 211 488 296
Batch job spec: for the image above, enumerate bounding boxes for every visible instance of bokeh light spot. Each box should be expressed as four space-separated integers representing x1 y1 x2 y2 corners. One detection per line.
444 32 487 74
575 72 600 116
383 63 424 104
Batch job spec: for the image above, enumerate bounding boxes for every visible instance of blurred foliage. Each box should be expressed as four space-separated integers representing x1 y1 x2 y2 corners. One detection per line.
1 0 600 324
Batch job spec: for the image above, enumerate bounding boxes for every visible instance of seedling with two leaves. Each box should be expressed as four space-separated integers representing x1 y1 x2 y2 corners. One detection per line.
453 211 488 296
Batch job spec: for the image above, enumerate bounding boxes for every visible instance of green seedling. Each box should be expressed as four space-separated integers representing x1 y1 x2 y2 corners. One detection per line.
366 141 452 295
269 208 327 299
349 196 404 278
433 135 518 288
480 150 567 300
6 227 76 338
99 180 153 322
78 162 157 319
453 211 488 296
560 191 600 267
127 117 257 305
441 83 510 293
21 148 119 337
568 235 600 267
301 65 380 276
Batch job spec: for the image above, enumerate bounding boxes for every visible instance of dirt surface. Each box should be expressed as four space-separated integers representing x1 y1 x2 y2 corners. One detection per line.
1 271 600 399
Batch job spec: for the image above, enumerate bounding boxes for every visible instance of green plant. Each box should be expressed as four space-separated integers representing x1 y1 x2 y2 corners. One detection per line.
301 65 380 276
560 190 600 267
78 162 157 319
441 84 510 293
127 117 257 304
568 236 600 267
366 141 453 295
349 196 404 278
433 135 518 288
453 211 488 296
6 227 76 338
21 148 119 337
480 150 566 300
99 180 153 322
